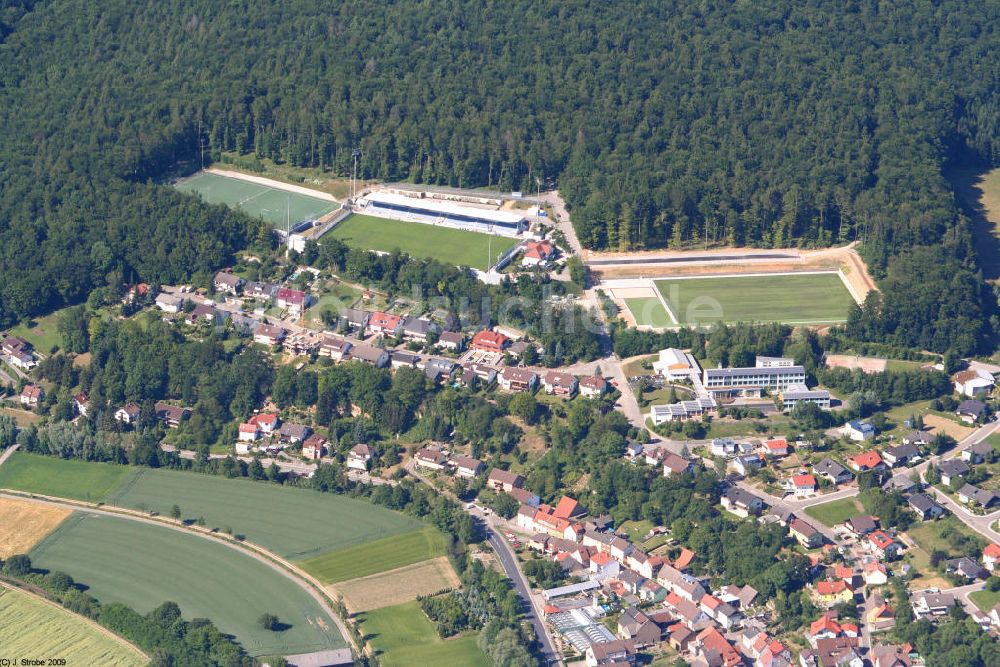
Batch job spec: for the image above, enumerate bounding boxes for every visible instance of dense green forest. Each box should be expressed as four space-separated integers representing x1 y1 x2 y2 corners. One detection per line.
1 1 998 352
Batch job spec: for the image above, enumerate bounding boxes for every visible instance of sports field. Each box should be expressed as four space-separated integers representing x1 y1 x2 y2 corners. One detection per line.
359 601 490 667
0 453 130 502
625 297 673 328
0 585 147 666
29 513 346 656
299 526 449 583
176 172 338 229
328 213 519 270
654 272 855 326
104 467 425 560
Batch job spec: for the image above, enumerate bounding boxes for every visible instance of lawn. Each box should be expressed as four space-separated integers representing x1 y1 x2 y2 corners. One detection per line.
805 497 864 527
104 467 425 561
0 453 131 502
306 284 362 329
655 272 855 326
618 519 655 543
359 601 490 667
906 516 986 559
970 588 1000 612
625 297 674 327
29 512 346 656
7 310 63 353
0 585 147 666
298 526 449 583
328 213 519 271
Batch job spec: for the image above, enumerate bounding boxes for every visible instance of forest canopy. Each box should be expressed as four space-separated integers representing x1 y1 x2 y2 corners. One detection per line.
0 0 997 351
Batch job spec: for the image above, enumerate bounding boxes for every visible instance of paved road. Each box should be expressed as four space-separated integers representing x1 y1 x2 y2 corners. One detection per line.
538 191 583 256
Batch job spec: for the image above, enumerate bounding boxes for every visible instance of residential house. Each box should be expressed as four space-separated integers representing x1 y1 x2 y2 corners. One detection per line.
400 317 437 343
958 483 998 508
238 423 261 442
19 384 43 407
700 594 743 629
301 436 327 460
883 474 918 494
868 603 896 631
786 473 818 497
585 639 635 667
468 363 498 384
954 368 995 397
487 468 524 492
711 438 740 457
283 331 320 356
956 399 988 424
367 311 402 337
944 556 988 580
866 530 903 559
185 304 221 326
2 336 36 369
815 580 854 606
722 487 766 517
847 450 885 473
452 455 485 478
911 591 956 618
617 607 662 647
902 430 934 447
983 543 1000 572
347 443 372 470
765 437 790 457
498 367 538 392
801 637 863 667
154 293 185 313
814 458 853 485
423 358 457 384
245 281 277 300
278 423 311 444
789 518 824 548
692 627 742 667
275 288 308 313
542 371 578 396
114 403 141 425
470 330 509 353
664 591 711 629
347 343 390 368
318 335 352 361
509 486 540 507
662 453 695 478
882 443 921 467
390 350 420 369
579 375 608 398
213 271 244 294
338 307 370 331
863 561 889 586
908 493 946 520
521 240 557 267
870 644 915 667
253 323 287 346
249 413 280 434
842 420 875 442
732 454 763 476
154 402 190 428
844 515 878 536
414 447 448 470
436 331 465 352
962 440 995 464
72 393 90 417
937 459 970 486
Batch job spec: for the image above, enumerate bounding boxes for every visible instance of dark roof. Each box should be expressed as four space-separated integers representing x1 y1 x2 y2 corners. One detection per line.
885 443 920 460
938 459 971 477
957 399 987 416
814 458 851 478
908 493 943 513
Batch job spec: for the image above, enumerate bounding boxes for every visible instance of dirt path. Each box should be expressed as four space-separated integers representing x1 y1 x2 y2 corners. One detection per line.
0 581 150 661
205 168 339 202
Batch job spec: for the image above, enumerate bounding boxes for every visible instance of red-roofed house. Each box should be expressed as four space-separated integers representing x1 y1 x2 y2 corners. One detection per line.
786 473 818 497
848 450 886 473
983 543 1000 572
19 384 43 408
72 393 90 417
674 548 695 570
766 438 789 456
866 530 903 559
864 561 889 586
249 413 280 433
693 627 741 667
238 423 261 442
816 580 854 606
579 375 608 398
552 496 583 519
302 435 328 460
809 613 844 644
275 288 308 313
470 330 509 353
521 241 557 267
368 311 403 336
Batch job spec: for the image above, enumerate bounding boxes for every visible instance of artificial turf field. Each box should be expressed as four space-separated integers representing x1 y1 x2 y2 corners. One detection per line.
0 585 147 666
175 172 337 228
328 213 519 270
624 296 673 328
298 526 449 583
359 601 490 667
0 453 130 502
29 513 346 656
654 272 855 325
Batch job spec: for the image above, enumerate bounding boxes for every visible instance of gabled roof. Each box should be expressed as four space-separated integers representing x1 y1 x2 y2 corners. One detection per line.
792 473 817 488
276 287 306 304
849 450 883 469
674 548 695 570
868 530 898 550
938 458 970 476
552 496 581 519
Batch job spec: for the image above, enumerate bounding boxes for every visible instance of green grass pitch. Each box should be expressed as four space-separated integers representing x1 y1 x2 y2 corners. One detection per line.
103 467 426 561
175 172 337 229
625 296 675 327
358 601 490 667
328 213 519 270
298 527 450 583
655 272 855 326
29 513 347 656
0 453 131 502
804 497 863 527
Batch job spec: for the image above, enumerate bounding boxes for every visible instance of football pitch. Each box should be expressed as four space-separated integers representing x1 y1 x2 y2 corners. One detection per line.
29 513 346 656
328 213 519 270
175 172 338 229
650 272 855 326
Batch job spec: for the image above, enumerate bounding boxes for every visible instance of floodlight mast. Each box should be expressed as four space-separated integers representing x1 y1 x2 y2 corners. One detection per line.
352 149 362 200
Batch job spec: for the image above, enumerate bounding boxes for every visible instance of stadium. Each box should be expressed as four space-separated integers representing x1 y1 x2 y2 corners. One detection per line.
360 191 527 237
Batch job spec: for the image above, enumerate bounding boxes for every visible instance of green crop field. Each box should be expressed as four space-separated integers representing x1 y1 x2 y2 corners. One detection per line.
804 497 864 527
299 527 449 583
0 453 130 502
625 297 674 327
104 467 425 560
29 513 346 657
0 585 147 667
328 213 519 270
175 172 338 229
655 272 855 326
359 601 489 667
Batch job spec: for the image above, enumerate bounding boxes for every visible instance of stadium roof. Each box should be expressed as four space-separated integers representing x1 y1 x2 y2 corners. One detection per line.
366 190 525 225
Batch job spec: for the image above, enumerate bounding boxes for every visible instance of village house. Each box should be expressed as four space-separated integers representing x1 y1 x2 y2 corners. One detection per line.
844 515 879 536
847 450 885 473
470 330 509 354
238 423 261 442
414 447 448 470
521 240 557 267
154 402 190 428
963 439 995 464
789 517 824 548
19 384 43 408
72 393 90 417
542 370 578 397
451 455 485 478
401 317 437 342
347 443 372 470
842 420 875 442
249 413 280 434
318 335 352 361
487 468 524 492
154 293 185 313
367 311 403 337
435 330 465 352
700 594 743 629
278 423 311 444
468 363 498 384
390 350 420 369
2 335 36 369
937 459 970 486
732 453 763 476
801 637 863 667
338 307 370 331
347 343 390 368
814 458 853 485
692 627 742 667
579 375 608 398
911 591 956 618
616 607 661 647
213 271 244 294
944 556 988 580
245 281 277 300
498 367 538 392
764 437 790 457
882 443 921 467
902 430 933 447
275 287 308 313
721 487 766 518
422 358 457 384
863 561 889 586
114 402 141 425
866 530 903 559
662 453 695 477
958 483 999 509
585 639 635 667
301 435 327 460
983 543 1000 572
786 473 818 497
815 580 855 606
908 493 946 520
283 331 320 356
253 323 287 346
956 399 988 424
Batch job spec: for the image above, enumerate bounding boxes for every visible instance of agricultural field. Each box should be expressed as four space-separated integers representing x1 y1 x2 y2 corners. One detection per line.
0 496 70 557
104 467 425 560
0 453 130 502
298 526 449 583
654 272 855 326
175 171 338 229
625 297 673 328
334 556 460 612
29 512 346 656
804 497 864 527
328 213 519 271
359 600 490 667
0 585 147 667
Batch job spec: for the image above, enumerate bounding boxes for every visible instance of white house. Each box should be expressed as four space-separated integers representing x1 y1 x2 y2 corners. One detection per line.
842 420 875 442
954 368 995 397
348 444 372 471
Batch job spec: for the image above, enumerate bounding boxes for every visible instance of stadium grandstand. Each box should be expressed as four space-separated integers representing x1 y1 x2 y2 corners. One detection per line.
361 191 527 237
